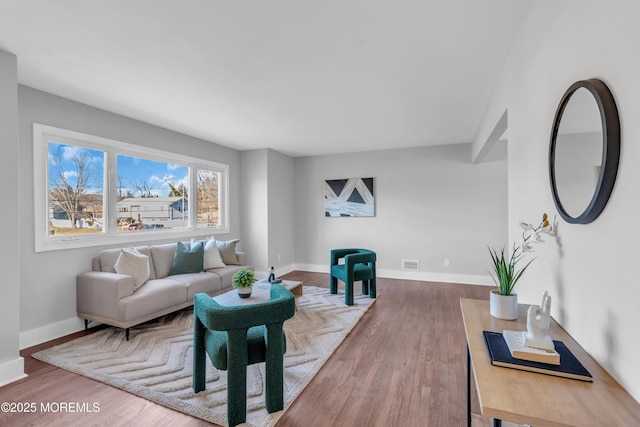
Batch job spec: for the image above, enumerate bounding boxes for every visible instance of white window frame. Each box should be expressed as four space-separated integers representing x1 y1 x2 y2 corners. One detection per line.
34 123 229 252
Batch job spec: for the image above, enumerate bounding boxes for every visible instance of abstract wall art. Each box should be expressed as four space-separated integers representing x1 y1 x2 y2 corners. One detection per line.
324 177 375 217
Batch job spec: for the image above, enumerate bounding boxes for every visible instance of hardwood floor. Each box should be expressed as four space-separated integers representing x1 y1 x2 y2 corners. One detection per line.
0 272 493 427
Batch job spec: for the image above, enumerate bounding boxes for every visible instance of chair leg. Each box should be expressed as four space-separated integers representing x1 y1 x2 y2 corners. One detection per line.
192 316 207 393
330 275 338 294
345 280 354 306
362 280 369 295
227 329 249 427
265 325 285 413
369 276 376 299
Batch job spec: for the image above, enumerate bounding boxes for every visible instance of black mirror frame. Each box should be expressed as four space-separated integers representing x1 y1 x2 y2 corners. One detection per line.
549 79 620 224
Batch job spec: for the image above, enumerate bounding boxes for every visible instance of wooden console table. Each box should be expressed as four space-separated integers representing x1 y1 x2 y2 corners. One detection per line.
460 298 640 426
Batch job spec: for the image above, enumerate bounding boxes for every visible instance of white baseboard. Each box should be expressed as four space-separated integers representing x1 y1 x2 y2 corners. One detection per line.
0 357 27 387
20 317 85 350
377 268 493 286
294 263 329 274
293 263 493 286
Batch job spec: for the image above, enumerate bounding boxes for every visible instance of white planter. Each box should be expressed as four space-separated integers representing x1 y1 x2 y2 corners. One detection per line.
490 290 518 320
237 287 252 298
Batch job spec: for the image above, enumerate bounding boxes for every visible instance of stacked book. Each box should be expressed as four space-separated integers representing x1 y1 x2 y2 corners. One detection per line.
483 330 592 382
502 330 560 365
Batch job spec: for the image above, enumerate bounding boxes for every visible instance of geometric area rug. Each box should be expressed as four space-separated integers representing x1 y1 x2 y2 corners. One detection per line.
32 286 377 426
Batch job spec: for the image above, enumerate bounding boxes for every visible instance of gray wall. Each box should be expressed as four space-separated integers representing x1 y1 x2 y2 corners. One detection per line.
240 148 295 277
18 86 242 346
293 143 508 283
240 149 269 271
0 50 24 385
474 0 640 401
267 149 295 274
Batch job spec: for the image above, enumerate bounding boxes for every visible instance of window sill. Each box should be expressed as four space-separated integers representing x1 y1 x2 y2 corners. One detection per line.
35 227 230 252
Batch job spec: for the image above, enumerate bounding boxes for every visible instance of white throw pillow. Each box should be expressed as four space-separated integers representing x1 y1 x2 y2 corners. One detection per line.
114 247 150 290
192 237 226 270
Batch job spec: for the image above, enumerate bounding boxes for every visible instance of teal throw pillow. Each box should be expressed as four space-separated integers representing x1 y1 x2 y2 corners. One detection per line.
170 241 204 275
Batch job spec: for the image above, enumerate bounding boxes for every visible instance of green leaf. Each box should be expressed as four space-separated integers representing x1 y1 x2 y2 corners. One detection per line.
487 244 535 296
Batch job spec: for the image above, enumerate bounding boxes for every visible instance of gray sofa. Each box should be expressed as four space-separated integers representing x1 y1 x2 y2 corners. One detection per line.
77 241 251 339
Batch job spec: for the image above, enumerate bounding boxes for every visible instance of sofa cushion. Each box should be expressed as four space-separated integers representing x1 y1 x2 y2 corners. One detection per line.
170 241 204 275
118 277 187 322
114 247 150 290
216 239 240 265
170 272 222 301
100 246 156 280
192 236 226 269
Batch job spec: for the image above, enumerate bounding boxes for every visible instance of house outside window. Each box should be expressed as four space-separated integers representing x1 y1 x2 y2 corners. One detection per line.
47 142 105 235
34 124 229 252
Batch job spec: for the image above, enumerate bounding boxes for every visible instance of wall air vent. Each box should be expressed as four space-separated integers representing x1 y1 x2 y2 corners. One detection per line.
402 259 420 272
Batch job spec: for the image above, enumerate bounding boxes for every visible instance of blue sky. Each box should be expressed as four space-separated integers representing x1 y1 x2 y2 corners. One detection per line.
48 142 189 197
117 154 188 197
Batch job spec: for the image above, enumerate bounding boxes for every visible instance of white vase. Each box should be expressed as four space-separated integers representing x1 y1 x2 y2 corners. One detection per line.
490 290 518 320
237 286 252 298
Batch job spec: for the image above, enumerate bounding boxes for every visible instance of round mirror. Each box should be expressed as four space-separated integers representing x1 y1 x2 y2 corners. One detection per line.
549 79 620 224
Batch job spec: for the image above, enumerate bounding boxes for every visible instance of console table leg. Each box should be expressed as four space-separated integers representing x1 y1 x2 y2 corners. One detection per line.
467 345 471 427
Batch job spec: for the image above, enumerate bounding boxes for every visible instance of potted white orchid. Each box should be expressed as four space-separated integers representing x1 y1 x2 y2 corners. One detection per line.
488 213 554 319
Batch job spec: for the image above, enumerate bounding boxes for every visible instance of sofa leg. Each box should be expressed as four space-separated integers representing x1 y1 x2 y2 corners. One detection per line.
125 328 130 341
84 319 89 330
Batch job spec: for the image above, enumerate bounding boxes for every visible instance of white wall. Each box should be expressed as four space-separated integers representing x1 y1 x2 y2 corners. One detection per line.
240 149 269 272
18 86 243 347
266 149 295 274
476 0 640 401
293 143 508 283
240 148 295 277
0 50 25 386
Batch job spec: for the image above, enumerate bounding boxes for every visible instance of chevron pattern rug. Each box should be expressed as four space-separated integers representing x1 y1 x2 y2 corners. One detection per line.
33 286 376 426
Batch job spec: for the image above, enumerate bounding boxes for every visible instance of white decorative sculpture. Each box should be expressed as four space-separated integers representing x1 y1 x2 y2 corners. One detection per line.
268 266 276 282
523 291 555 351
267 266 281 284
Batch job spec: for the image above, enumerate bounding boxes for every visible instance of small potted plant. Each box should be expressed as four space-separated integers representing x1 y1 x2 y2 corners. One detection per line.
488 213 554 319
232 268 256 298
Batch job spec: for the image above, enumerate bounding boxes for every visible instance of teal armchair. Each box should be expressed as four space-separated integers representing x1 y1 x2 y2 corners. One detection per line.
330 248 377 306
192 284 296 427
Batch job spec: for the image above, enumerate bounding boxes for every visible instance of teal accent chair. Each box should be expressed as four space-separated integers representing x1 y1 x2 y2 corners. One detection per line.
330 248 377 306
192 284 296 427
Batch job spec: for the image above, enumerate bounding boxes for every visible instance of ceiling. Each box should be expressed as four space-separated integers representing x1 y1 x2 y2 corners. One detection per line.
0 1 529 157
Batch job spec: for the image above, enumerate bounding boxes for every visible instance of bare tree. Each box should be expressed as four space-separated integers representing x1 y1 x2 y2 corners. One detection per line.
50 149 98 229
197 170 219 223
118 175 134 200
130 179 157 198
118 174 125 201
